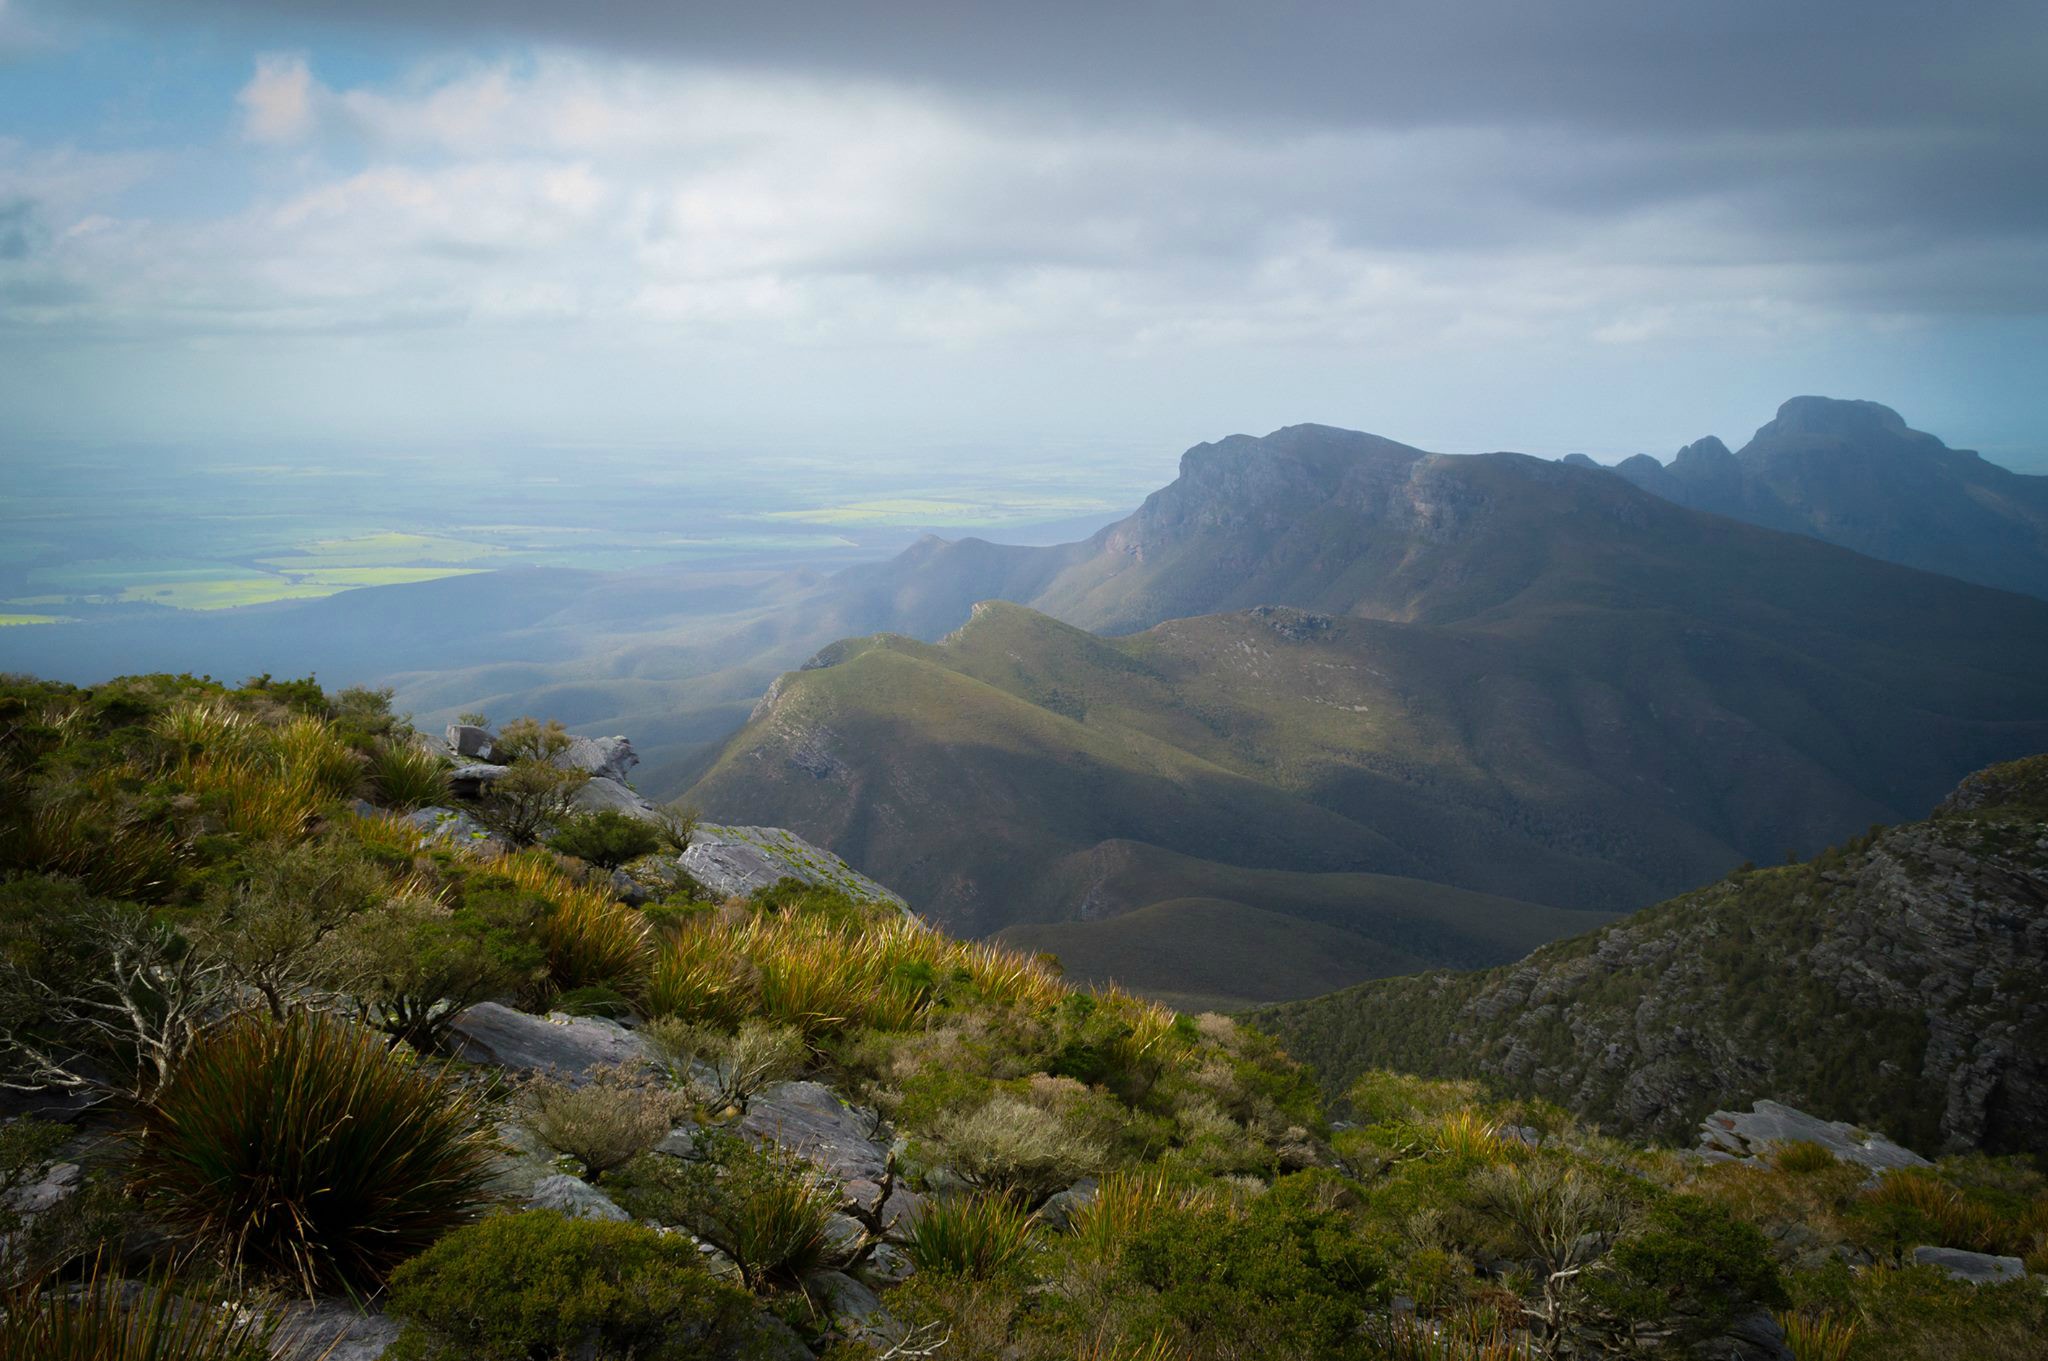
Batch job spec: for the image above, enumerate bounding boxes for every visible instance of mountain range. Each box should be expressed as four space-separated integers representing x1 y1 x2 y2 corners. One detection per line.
1589 396 2048 599
686 417 2048 1006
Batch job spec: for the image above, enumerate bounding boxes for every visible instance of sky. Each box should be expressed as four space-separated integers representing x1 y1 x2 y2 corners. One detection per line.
3 1 2047 469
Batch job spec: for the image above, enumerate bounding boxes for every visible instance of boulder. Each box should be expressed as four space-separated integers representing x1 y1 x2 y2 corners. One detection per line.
447 1002 653 1081
1911 1245 2027 1285
406 805 499 851
272 1301 402 1361
739 1081 893 1214
447 763 509 797
571 775 666 823
808 1269 885 1324
444 724 496 762
561 735 639 783
682 825 909 910
1696 1100 1930 1173
527 1173 630 1222
1035 1178 1099 1232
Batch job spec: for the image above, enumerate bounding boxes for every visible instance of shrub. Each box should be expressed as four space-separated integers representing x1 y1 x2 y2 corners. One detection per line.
525 1064 686 1176
0 1261 274 1361
932 1092 1107 1201
385 1211 756 1361
548 809 664 869
341 886 548 1052
1585 1194 1787 1342
365 739 449 813
137 1012 496 1294
190 837 384 1019
609 1135 840 1290
1108 1173 1383 1361
903 1193 1038 1279
671 1018 806 1111
479 718 589 846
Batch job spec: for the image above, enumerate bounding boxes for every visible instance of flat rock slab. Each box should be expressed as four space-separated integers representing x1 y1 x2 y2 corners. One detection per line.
740 1081 893 1213
529 1173 630 1222
1698 1099 1930 1172
572 774 665 823
448 1002 652 1081
406 805 500 852
684 825 908 910
1913 1245 2027 1284
272 1301 401 1361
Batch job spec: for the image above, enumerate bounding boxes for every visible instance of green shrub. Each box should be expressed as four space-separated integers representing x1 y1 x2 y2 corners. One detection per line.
479 718 589 846
903 1193 1038 1279
386 1211 757 1361
1107 1172 1383 1361
0 1261 274 1361
340 885 547 1051
137 1012 495 1294
698 1139 842 1289
365 739 448 813
1585 1193 1787 1341
548 809 664 869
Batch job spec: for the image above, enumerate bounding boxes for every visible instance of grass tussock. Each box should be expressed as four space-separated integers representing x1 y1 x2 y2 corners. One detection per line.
904 1193 1039 1278
0 1261 275 1361
137 1012 496 1295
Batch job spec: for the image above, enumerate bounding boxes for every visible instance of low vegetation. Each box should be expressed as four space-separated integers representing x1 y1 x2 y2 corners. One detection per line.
0 671 2040 1360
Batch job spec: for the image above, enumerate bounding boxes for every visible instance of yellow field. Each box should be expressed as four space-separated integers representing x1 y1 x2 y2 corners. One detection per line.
0 613 63 626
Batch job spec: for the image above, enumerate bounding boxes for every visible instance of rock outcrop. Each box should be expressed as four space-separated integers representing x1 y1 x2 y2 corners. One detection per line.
683 825 908 910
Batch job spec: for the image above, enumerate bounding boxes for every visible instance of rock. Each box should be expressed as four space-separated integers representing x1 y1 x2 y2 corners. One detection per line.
561 735 639 783
447 1002 653 1081
1035 1178 1099 1231
406 805 499 850
809 1270 884 1324
571 775 666 823
1696 1100 1930 1173
445 724 496 762
682 825 909 910
823 1212 869 1261
1690 1308 1795 1361
272 1300 401 1361
738 1081 893 1213
528 1173 629 1222
1912 1245 2027 1284
447 763 509 796
877 1185 923 1235
3 1160 79 1215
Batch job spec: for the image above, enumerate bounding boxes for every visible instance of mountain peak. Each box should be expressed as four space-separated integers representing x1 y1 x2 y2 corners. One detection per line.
1758 395 1912 442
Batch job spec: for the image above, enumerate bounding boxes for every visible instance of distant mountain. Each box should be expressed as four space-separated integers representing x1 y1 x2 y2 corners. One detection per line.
1607 396 2048 599
689 433 2048 1004
1248 754 2048 1158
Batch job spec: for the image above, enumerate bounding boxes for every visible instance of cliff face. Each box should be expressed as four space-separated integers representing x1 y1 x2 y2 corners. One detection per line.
1251 755 2048 1157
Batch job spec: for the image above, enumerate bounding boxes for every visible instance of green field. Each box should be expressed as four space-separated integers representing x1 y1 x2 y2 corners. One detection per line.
0 613 63 626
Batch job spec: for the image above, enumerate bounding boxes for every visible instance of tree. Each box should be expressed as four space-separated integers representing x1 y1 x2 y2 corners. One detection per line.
339 885 548 1051
189 838 383 1019
480 718 589 846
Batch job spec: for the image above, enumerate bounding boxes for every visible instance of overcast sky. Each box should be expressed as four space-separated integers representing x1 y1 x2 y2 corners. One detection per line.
3 1 2046 468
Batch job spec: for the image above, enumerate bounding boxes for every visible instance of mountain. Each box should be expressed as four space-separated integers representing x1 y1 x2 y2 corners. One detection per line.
1248 754 2048 1158
1608 396 2048 599
688 436 2048 1004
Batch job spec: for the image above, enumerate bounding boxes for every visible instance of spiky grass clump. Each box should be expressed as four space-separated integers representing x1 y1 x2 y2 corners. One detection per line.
903 1193 1038 1279
1775 1309 1858 1361
497 850 652 993
1370 1315 1536 1361
1856 1170 2003 1254
1770 1141 1841 1175
701 1141 842 1290
365 739 449 813
1429 1110 1524 1162
138 1012 496 1295
0 1261 274 1361
1067 1170 1213 1257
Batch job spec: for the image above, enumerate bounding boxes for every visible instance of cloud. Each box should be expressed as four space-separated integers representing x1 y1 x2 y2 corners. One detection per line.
238 51 316 142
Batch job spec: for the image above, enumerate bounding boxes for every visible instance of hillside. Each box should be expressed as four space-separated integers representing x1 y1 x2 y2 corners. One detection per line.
690 438 2048 1001
1250 755 2048 1159
1606 397 2048 599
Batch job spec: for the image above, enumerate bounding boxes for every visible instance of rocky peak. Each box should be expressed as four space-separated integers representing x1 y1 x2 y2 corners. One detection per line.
1759 395 1912 443
1671 435 1737 470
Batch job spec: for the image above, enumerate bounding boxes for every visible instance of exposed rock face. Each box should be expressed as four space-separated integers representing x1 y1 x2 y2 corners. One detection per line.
683 825 908 910
1911 1246 2028 1285
446 1003 653 1081
528 1172 630 1222
1696 1099 1929 1172
1254 755 2048 1156
737 1081 909 1222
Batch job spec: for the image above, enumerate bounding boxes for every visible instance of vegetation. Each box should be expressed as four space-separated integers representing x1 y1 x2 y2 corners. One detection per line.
0 670 2040 1360
385 1212 758 1361
1251 755 2048 1157
548 806 665 867
0 1261 275 1361
479 717 589 845
136 1010 496 1294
